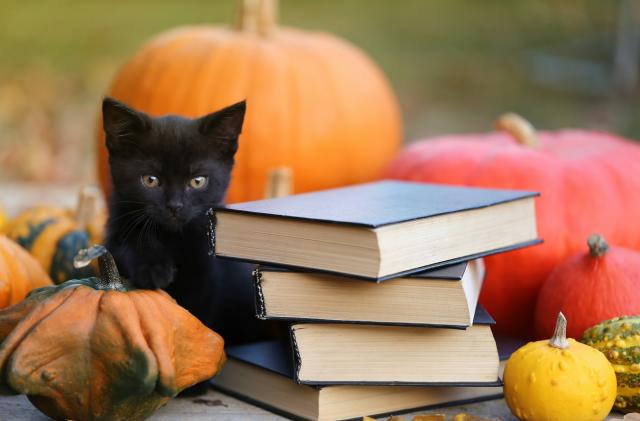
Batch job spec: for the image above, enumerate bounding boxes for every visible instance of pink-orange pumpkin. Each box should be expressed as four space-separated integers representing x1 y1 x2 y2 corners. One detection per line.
384 113 640 338
535 234 640 339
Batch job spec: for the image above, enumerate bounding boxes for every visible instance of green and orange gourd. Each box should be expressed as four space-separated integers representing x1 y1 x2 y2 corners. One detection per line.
2 187 106 284
0 245 225 421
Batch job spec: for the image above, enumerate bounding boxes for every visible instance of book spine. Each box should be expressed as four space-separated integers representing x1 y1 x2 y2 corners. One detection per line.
253 266 267 319
206 208 217 256
289 325 303 384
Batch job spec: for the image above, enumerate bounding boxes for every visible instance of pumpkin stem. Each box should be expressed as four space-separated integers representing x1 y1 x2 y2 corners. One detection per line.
549 312 570 349
74 186 101 229
235 0 278 37
495 112 539 148
265 166 292 198
587 233 609 257
74 245 125 291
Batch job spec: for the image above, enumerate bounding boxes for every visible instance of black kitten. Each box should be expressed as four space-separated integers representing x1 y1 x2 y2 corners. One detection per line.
102 97 271 346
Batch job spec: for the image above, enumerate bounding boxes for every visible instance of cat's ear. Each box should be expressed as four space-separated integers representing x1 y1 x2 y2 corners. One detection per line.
198 100 246 156
102 97 151 150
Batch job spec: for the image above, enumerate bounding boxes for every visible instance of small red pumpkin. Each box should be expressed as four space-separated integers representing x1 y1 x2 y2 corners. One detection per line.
535 234 640 339
384 113 640 338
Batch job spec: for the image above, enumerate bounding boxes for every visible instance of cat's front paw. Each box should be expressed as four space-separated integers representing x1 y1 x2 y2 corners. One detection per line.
133 263 177 289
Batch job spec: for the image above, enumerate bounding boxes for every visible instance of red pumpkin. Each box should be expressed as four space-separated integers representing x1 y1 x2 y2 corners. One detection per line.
534 234 640 339
384 113 640 338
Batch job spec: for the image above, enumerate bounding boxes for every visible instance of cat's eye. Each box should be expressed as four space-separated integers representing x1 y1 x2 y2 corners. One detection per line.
141 175 160 188
189 176 208 190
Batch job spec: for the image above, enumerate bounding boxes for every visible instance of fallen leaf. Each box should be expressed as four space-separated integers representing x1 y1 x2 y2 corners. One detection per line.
412 415 446 421
610 414 640 421
190 398 228 408
452 414 501 421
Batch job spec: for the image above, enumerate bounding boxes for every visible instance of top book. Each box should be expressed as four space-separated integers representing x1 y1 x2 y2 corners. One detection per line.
215 180 539 280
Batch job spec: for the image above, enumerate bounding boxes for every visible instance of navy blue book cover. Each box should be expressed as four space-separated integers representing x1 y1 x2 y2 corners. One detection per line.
220 319 517 386
258 261 468 281
212 327 523 420
217 180 538 228
221 306 498 383
254 267 487 329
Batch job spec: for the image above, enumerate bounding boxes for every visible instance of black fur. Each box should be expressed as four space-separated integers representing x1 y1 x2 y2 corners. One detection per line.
103 97 274 346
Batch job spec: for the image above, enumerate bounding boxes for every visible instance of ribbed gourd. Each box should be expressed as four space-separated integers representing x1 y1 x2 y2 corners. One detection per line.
583 316 640 413
2 187 105 283
0 245 225 421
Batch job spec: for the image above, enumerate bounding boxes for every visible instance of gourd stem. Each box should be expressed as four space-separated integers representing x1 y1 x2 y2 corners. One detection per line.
265 166 292 198
549 312 569 349
97 252 123 289
234 0 278 37
74 186 100 229
74 245 124 290
587 233 609 257
495 112 539 148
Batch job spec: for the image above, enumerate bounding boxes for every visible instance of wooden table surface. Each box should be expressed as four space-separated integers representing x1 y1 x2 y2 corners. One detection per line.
0 392 515 420
0 391 625 421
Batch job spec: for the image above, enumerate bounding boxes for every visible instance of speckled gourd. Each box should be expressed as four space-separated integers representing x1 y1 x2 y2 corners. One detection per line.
2 187 106 283
503 312 617 421
583 316 640 413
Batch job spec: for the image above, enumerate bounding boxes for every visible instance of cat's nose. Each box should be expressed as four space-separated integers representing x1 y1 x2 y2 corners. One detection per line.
167 201 184 216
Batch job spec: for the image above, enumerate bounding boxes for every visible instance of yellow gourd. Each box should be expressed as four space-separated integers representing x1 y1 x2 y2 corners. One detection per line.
503 312 617 421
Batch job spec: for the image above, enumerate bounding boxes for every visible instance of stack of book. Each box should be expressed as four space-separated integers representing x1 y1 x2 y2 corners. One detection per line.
211 181 538 421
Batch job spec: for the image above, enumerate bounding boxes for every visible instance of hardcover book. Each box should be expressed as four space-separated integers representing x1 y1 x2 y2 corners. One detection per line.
211 338 518 421
291 306 499 386
214 181 539 280
254 259 485 328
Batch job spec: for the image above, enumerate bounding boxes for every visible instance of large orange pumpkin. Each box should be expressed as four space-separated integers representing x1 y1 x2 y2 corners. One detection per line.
384 113 640 338
97 0 401 202
0 235 52 308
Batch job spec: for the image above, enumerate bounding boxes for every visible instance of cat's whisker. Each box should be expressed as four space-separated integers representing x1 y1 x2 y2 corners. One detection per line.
137 216 154 251
113 200 148 205
108 208 145 223
117 212 143 233
119 212 148 246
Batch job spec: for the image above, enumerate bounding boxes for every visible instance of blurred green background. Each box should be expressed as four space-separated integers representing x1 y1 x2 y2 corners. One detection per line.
0 0 638 183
